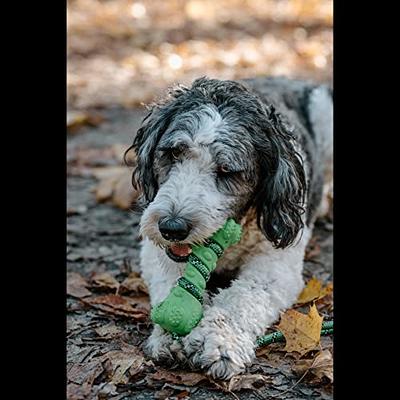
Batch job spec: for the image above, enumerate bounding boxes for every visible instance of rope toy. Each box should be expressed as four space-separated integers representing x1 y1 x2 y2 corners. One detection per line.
256 320 333 348
150 218 334 346
151 218 242 336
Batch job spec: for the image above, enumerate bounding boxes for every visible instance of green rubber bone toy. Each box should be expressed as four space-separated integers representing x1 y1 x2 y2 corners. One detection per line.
150 218 242 336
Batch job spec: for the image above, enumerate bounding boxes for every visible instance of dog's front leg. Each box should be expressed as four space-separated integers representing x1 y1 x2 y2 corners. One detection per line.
139 239 186 363
182 244 306 380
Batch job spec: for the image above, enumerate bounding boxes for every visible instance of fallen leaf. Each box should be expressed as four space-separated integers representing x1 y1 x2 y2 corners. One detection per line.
112 169 140 209
68 146 120 168
67 111 104 132
67 272 92 298
304 240 321 261
255 341 282 357
111 143 136 165
67 344 93 364
68 360 104 385
277 304 323 355
91 166 129 181
94 322 123 338
119 272 149 295
103 345 145 384
224 374 270 392
320 282 333 298
67 111 89 130
176 391 190 399
149 369 208 387
297 278 333 304
293 349 333 383
297 277 322 304
95 382 118 398
84 294 148 319
154 388 175 399
94 167 139 209
90 272 120 291
67 382 92 400
95 172 125 203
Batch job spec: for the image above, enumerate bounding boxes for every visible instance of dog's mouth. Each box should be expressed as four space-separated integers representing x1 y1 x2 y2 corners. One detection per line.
165 243 192 263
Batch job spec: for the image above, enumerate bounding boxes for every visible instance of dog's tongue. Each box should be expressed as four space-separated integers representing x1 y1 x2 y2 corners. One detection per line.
170 244 192 257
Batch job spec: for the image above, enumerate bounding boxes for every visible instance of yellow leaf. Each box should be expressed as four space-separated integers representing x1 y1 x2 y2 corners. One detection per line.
297 278 333 304
297 277 322 304
320 282 333 299
277 304 323 355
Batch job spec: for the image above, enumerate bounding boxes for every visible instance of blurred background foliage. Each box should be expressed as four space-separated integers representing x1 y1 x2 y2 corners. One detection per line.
67 0 332 111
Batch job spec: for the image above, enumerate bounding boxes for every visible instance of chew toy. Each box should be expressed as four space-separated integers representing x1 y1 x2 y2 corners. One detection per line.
151 218 242 336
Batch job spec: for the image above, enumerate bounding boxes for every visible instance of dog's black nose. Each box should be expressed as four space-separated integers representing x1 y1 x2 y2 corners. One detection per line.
158 218 191 241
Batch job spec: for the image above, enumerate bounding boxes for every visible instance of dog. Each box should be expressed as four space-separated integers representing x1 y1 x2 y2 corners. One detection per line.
125 76 333 379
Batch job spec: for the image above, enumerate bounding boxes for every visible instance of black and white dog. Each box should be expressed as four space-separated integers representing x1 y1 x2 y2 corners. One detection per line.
126 76 333 379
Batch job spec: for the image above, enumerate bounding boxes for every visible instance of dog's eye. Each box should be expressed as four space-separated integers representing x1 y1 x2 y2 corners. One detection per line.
171 147 182 160
217 164 232 175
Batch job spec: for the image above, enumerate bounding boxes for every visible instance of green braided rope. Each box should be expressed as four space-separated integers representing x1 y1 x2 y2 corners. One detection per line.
171 321 333 347
205 239 224 257
188 255 211 281
256 320 333 348
177 277 204 304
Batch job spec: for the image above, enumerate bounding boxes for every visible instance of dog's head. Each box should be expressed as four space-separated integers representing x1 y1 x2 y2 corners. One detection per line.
126 77 306 262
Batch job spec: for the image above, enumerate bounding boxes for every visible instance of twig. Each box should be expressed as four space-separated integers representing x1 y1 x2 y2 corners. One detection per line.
271 369 309 398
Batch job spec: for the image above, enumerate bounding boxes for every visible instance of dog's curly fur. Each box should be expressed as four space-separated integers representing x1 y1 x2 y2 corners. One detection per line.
125 76 333 379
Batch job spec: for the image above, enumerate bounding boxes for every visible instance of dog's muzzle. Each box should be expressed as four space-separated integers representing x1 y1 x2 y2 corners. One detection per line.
158 217 193 262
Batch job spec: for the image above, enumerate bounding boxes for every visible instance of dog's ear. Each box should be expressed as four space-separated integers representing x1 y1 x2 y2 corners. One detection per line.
254 106 306 249
124 86 188 202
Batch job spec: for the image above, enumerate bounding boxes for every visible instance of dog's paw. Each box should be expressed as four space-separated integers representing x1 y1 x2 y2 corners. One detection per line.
182 311 255 380
144 326 187 365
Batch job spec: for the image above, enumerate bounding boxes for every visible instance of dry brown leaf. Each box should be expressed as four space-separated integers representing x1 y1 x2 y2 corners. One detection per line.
154 388 175 400
304 241 321 261
90 272 120 291
112 170 139 209
149 369 208 387
68 360 104 385
67 111 104 132
293 349 333 383
119 272 149 295
68 146 122 168
110 143 136 165
224 374 270 392
176 391 190 399
94 167 139 209
96 382 119 398
103 345 145 384
95 171 125 202
67 272 92 298
84 294 148 320
67 382 92 400
95 322 123 338
91 166 128 181
277 304 323 355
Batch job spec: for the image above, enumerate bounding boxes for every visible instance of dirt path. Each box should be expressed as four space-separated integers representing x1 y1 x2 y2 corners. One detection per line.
67 108 333 400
